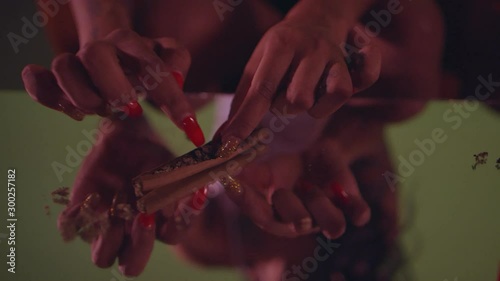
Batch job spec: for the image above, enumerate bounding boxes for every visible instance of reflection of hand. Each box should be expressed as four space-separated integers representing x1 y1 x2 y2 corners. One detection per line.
22 29 206 147
57 118 175 276
176 110 399 280
223 108 387 240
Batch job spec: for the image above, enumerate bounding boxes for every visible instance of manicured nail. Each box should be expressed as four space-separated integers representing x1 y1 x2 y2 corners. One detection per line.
138 213 155 229
123 101 143 118
217 136 241 158
182 115 205 147
57 100 85 121
171 71 184 89
331 182 349 206
189 187 208 211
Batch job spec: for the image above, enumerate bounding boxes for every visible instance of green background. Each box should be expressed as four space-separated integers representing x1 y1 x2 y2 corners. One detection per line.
0 92 499 281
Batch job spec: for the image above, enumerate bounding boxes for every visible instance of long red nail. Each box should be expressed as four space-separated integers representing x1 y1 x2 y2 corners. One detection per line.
189 187 208 211
124 101 143 117
182 115 205 147
171 71 184 89
331 182 349 206
138 213 155 229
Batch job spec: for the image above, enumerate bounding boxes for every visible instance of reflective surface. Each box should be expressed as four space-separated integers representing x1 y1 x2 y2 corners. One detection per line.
0 93 498 281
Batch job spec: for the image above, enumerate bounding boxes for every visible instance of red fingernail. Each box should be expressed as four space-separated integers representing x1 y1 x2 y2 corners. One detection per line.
331 182 349 206
124 101 143 117
171 71 184 89
138 213 155 229
189 187 208 211
213 121 229 142
182 115 205 147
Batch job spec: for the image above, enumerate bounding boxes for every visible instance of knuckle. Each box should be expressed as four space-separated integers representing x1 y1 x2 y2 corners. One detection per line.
327 223 346 239
335 86 353 101
288 94 314 111
328 84 352 102
252 80 276 101
314 38 332 55
51 53 75 74
267 27 294 48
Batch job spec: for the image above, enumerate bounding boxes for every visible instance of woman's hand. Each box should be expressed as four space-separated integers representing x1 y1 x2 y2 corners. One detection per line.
222 106 388 239
219 15 381 152
57 118 177 277
22 29 205 147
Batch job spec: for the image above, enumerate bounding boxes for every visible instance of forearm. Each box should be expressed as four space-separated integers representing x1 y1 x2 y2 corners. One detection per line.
70 0 134 46
285 0 376 41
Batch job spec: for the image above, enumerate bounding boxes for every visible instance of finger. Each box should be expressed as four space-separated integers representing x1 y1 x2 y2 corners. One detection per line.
107 30 198 134
57 204 81 241
78 41 137 106
21 64 85 120
156 213 179 245
272 189 312 234
308 59 353 118
51 53 108 115
301 185 346 239
306 140 371 226
221 46 294 149
118 213 156 277
222 175 297 237
91 217 124 268
227 44 264 120
349 44 381 93
153 37 191 77
278 56 326 114
327 182 371 227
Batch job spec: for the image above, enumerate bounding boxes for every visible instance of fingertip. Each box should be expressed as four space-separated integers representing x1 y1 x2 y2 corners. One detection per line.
349 199 371 227
91 249 115 269
118 265 142 278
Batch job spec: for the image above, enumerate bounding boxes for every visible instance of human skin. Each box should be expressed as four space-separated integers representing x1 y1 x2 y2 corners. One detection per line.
175 106 400 281
22 0 443 277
